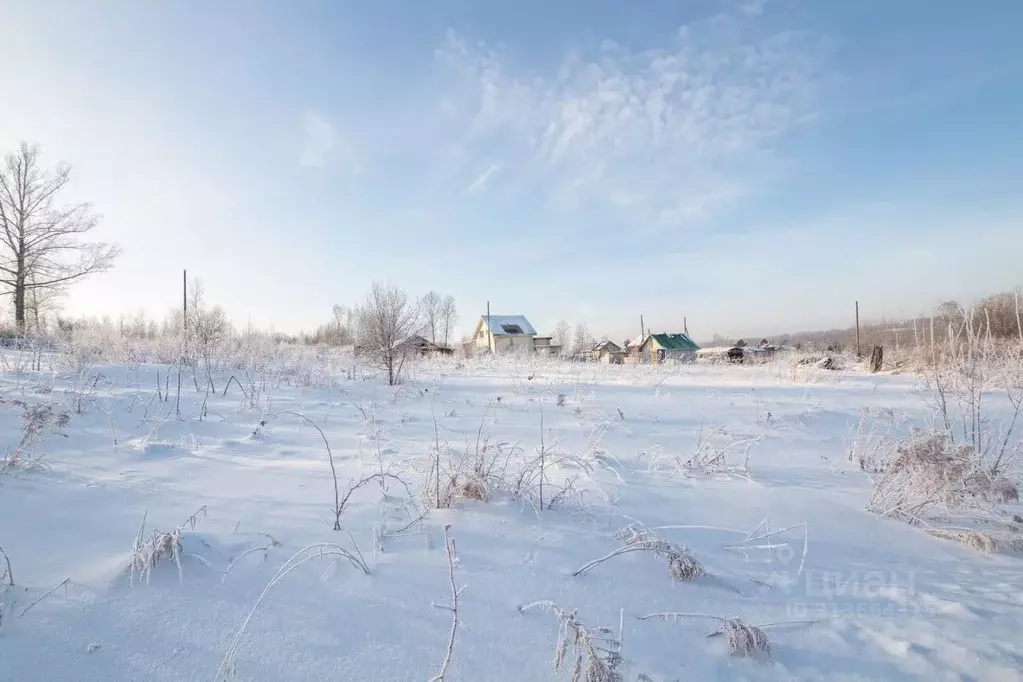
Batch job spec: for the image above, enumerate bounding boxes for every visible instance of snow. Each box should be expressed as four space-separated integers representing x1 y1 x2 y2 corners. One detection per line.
1 350 1022 681
480 315 537 336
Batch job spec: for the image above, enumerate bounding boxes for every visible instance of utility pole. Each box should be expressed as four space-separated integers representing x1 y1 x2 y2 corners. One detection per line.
640 314 645 340
855 300 861 358
486 300 492 353
183 269 188 335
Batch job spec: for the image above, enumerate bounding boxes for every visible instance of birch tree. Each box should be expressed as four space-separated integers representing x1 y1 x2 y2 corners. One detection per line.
553 320 571 352
358 282 420 385
421 290 442 343
0 143 119 331
439 295 457 346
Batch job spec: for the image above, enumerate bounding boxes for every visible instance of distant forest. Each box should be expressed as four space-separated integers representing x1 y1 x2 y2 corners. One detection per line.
703 289 1022 352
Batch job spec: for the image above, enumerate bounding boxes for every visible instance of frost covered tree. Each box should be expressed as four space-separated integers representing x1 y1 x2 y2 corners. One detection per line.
572 322 592 354
187 278 230 390
421 291 442 343
439 295 457 346
24 275 64 335
420 291 457 346
553 320 571 352
330 304 358 345
358 282 420 385
0 143 120 332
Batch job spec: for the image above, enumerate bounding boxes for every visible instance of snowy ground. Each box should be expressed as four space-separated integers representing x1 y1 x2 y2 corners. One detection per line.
1 352 1022 681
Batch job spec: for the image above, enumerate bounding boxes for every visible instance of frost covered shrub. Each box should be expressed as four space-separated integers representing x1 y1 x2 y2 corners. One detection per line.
0 398 69 471
723 619 773 658
127 507 206 586
866 431 1015 521
927 529 999 553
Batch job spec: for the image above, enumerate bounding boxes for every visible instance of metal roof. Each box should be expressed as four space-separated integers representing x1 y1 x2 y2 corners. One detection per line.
648 332 700 351
480 314 537 336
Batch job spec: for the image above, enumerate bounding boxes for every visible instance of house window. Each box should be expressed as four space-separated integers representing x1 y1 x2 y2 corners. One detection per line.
501 324 523 334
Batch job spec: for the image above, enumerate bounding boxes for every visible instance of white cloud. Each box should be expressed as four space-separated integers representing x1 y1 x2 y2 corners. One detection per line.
434 8 823 231
299 110 336 168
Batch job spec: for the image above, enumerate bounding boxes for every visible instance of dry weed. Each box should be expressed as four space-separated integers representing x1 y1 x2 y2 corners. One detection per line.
0 398 70 471
215 541 370 680
722 619 772 658
519 600 623 682
927 529 999 553
867 431 1010 520
573 525 705 582
639 613 775 660
0 543 12 586
128 507 207 586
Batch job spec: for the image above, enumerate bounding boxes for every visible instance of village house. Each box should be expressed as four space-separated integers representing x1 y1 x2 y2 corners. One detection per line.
532 336 560 355
400 334 455 358
470 314 538 355
591 339 625 364
627 332 700 364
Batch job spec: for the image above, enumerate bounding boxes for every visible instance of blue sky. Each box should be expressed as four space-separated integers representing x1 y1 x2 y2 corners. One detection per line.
1 0 1021 340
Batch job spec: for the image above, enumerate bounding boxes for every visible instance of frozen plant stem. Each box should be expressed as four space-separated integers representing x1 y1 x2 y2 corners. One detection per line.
431 400 442 508
19 577 70 618
429 525 462 682
537 388 545 511
0 543 13 586
215 543 369 680
261 411 342 530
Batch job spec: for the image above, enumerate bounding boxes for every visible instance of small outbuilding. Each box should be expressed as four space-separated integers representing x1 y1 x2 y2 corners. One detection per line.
401 335 455 357
591 340 626 364
633 332 700 364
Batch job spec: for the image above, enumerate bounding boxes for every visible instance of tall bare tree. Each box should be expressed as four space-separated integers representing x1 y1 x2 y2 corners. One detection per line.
187 278 230 390
329 304 358 345
421 290 443 342
358 282 420 386
24 276 65 335
439 295 457 346
553 320 571 352
0 143 119 331
572 322 592 355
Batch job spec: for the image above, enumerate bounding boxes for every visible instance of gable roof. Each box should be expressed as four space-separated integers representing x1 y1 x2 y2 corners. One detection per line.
593 340 623 352
479 314 536 336
646 332 700 351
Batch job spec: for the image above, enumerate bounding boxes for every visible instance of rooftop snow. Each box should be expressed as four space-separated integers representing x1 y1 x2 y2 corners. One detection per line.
480 314 536 336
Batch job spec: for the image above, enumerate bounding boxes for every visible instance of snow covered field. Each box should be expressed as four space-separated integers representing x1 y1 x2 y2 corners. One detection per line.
1 350 1022 681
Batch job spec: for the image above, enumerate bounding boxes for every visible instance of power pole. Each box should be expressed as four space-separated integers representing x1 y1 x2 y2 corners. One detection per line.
855 300 861 358
183 269 188 335
486 300 492 353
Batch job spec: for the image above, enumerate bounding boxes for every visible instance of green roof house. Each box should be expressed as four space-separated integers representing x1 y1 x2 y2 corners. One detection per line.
638 332 700 364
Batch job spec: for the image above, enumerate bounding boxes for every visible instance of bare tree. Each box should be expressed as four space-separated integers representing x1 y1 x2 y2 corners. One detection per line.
553 320 571 352
330 304 358 345
358 282 421 386
24 276 65 335
572 322 591 355
0 143 120 332
421 290 443 343
187 278 230 392
440 295 457 346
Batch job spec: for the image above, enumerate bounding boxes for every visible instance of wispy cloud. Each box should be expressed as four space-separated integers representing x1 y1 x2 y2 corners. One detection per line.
299 109 365 174
299 110 336 168
465 162 501 193
434 6 824 231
